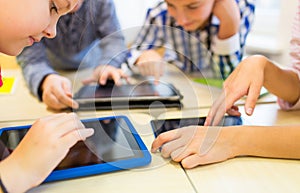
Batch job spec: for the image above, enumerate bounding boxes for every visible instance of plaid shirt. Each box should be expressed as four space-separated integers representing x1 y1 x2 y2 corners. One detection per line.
129 0 255 79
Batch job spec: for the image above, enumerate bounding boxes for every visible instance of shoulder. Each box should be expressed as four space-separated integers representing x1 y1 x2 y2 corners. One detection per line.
236 0 255 11
83 0 115 11
146 1 169 20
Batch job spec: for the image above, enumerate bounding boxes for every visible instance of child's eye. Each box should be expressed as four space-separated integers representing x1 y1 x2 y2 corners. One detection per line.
187 2 201 10
187 5 199 10
50 2 58 13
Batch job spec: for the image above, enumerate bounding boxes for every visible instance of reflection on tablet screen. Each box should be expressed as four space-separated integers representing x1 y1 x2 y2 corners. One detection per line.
151 116 243 137
0 117 145 170
74 82 182 101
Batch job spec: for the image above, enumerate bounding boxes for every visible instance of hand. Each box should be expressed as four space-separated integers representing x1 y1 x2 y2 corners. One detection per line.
213 0 240 39
151 125 237 168
82 65 128 86
205 55 267 126
41 74 79 110
0 113 94 193
135 50 164 84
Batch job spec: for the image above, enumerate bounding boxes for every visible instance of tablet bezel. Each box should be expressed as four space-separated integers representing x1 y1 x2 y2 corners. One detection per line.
0 116 151 182
150 116 243 137
73 82 183 103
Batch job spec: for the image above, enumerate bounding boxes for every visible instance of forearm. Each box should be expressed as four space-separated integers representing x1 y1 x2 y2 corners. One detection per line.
0 157 32 193
215 0 240 39
233 125 300 159
263 58 300 104
218 17 240 40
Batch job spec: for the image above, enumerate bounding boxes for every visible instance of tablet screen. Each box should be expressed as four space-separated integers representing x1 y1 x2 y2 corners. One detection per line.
0 116 150 173
151 116 243 137
74 81 182 102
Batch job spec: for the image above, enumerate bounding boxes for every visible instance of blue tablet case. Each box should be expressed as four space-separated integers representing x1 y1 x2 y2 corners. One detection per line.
0 116 151 182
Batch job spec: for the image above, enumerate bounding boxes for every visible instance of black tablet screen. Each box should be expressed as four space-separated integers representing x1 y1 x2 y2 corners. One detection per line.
0 117 144 170
151 116 243 137
74 82 180 99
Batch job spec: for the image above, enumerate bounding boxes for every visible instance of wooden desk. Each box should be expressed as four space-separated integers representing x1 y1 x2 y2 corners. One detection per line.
184 103 300 193
1 59 298 192
0 69 52 122
0 63 277 123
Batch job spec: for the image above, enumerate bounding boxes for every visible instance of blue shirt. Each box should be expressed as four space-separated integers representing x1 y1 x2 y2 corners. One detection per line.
129 0 255 79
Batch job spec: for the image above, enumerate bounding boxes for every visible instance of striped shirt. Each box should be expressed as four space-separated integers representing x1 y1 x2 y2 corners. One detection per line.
278 0 300 110
129 0 255 79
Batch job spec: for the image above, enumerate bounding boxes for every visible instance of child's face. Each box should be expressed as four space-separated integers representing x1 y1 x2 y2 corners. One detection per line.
0 0 80 56
70 0 84 13
166 0 215 31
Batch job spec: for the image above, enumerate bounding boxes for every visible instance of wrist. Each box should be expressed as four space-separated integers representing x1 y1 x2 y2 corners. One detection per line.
223 126 245 157
231 125 264 157
0 156 33 193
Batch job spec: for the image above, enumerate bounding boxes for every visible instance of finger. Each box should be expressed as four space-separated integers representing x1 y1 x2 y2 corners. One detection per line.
244 85 261 115
205 92 226 126
62 82 79 109
38 113 68 123
151 129 180 152
226 107 241 116
211 88 245 126
111 72 122 86
99 71 109 85
53 89 77 109
52 113 86 137
181 154 204 169
160 139 185 158
59 128 94 149
44 92 68 110
62 80 72 95
170 146 193 162
34 113 75 136
82 77 96 85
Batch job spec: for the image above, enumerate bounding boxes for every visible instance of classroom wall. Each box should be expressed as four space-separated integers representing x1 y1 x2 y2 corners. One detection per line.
245 0 298 66
113 0 161 44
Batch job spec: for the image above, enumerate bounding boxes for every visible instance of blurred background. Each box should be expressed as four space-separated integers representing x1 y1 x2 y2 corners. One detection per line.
114 0 298 66
0 0 297 68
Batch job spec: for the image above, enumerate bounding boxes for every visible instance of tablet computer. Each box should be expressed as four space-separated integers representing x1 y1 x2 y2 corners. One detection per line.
73 81 183 110
0 116 151 182
151 116 243 137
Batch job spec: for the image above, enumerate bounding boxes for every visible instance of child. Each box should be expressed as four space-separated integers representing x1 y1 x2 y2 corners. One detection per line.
0 0 94 192
17 0 128 110
151 1 300 168
128 0 255 82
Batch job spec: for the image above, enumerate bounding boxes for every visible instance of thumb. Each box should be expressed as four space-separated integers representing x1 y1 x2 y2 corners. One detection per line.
62 81 72 96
